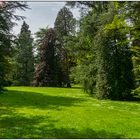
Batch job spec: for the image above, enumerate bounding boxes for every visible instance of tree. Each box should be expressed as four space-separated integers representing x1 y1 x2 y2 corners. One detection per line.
91 2 134 100
34 26 49 65
13 21 34 86
128 2 140 99
0 2 28 91
33 28 61 87
67 2 108 95
54 6 76 87
68 2 135 100
69 26 98 94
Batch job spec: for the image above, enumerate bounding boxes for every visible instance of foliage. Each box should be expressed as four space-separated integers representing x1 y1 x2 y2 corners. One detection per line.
97 3 134 100
54 6 76 37
128 2 140 98
54 6 76 87
68 2 135 100
0 2 28 90
69 33 97 94
67 2 105 95
12 21 34 86
34 26 49 65
1 1 140 100
33 28 61 87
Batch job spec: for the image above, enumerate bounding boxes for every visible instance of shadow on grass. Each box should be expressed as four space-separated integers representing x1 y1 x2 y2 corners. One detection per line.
0 111 124 139
0 90 125 138
1 90 85 110
46 127 124 139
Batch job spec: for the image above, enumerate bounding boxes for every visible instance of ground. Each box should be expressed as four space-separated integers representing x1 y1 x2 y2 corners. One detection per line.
0 86 140 138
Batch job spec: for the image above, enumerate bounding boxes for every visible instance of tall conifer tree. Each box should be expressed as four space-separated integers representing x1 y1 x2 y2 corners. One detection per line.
13 21 34 86
54 6 76 87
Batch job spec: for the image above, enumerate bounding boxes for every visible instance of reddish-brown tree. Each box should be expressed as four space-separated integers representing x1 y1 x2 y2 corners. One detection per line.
33 28 59 86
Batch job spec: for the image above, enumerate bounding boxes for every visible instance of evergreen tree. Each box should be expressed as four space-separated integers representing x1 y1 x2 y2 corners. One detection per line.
68 2 135 100
54 6 76 87
13 21 34 86
0 2 28 90
97 2 134 100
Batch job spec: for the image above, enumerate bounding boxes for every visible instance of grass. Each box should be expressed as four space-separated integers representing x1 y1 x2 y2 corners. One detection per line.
0 86 140 138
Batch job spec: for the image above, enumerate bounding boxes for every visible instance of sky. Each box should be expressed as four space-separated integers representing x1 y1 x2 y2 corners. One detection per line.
12 2 80 35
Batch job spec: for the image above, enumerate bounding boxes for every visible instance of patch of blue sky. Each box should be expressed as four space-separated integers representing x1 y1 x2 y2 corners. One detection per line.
12 2 80 36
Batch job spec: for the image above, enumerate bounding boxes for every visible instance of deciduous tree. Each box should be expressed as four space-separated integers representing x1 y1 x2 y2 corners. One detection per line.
33 28 61 87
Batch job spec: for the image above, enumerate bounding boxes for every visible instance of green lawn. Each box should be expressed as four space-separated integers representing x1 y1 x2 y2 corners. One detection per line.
0 86 140 138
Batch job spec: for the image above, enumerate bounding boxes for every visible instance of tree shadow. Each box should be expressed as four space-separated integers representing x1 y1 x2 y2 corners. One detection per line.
0 90 125 139
42 127 124 139
0 110 54 138
0 89 131 139
0 109 124 139
2 90 85 110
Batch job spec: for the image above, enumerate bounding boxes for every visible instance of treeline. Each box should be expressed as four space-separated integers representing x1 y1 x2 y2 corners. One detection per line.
0 1 140 100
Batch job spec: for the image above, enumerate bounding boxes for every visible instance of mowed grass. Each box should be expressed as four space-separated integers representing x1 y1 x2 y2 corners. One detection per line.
0 86 140 138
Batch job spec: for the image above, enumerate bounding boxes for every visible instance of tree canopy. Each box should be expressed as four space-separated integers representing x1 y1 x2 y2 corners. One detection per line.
1 1 140 100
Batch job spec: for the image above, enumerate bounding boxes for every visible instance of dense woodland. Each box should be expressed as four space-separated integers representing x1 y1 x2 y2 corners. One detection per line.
1 1 140 100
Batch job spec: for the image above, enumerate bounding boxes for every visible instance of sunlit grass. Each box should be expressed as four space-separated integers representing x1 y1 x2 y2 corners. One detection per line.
0 86 140 138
